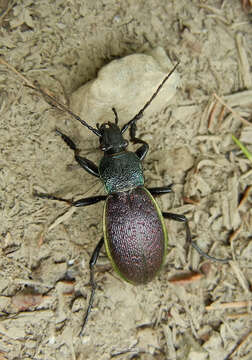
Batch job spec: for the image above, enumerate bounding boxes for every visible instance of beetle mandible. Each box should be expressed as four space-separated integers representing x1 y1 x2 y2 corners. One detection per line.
35 63 229 335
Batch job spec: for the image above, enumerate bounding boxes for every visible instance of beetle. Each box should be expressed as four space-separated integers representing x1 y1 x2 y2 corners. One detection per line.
34 63 229 335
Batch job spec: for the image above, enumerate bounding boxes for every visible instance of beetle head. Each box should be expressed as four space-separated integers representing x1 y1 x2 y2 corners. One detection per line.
98 122 128 154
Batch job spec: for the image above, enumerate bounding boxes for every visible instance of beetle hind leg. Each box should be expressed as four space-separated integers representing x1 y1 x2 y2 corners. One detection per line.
79 237 104 336
162 212 230 263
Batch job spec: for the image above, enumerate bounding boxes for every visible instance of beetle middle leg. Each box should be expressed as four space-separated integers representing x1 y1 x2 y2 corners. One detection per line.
162 212 230 263
34 192 106 207
148 184 173 195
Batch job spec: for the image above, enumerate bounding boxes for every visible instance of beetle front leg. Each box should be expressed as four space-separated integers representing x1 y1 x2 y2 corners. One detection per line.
80 237 104 336
162 212 230 263
56 129 100 178
130 122 149 161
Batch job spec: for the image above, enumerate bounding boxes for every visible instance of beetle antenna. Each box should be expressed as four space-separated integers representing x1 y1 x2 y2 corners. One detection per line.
25 84 101 137
0 57 100 136
121 62 179 134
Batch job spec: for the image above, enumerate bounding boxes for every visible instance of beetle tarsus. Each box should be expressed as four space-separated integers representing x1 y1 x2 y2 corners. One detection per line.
162 212 230 263
56 128 77 150
191 241 231 264
34 191 106 208
33 191 73 205
80 237 104 336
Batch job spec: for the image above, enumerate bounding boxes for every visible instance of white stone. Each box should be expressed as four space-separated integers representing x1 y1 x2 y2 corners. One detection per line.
70 47 180 134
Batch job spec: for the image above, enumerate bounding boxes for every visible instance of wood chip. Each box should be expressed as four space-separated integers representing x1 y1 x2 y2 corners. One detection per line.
230 261 251 293
238 185 252 209
235 32 252 89
224 90 252 107
169 272 203 284
214 93 252 127
205 300 251 311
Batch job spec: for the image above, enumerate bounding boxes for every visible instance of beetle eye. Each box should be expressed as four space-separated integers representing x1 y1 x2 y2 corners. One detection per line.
122 140 128 148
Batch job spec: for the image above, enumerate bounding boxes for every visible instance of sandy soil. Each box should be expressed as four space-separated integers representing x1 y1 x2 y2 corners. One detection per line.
0 1 252 359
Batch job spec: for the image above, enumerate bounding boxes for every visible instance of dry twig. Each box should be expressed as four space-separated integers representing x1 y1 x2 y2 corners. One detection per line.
205 300 251 311
213 93 252 127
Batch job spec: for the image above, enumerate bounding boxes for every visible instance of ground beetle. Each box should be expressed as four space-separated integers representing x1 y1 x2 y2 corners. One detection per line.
34 63 229 335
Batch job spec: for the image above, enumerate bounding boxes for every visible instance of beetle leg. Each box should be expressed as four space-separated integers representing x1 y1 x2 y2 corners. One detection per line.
112 107 119 125
56 129 100 178
80 237 104 336
33 191 106 333
34 192 106 206
162 212 230 263
134 141 149 161
148 184 173 195
130 122 149 161
72 195 107 207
